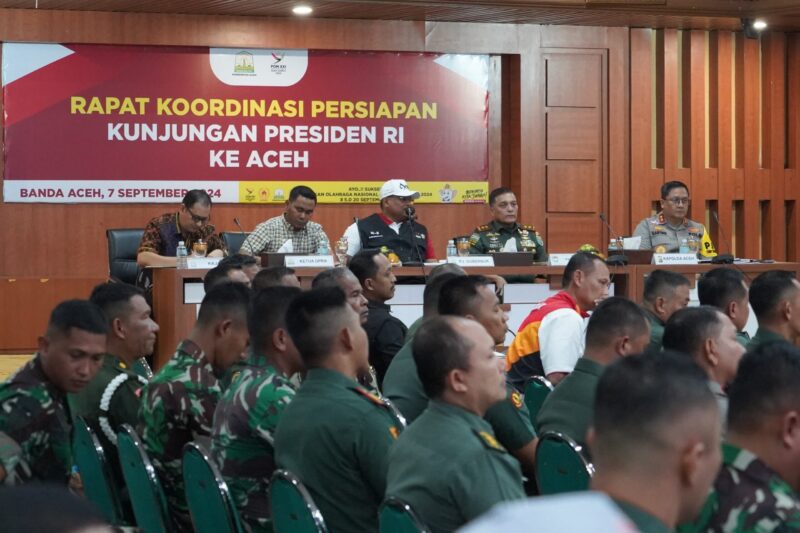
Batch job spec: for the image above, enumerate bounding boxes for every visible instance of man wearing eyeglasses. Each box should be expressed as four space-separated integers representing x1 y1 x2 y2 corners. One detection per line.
633 180 715 254
137 189 226 267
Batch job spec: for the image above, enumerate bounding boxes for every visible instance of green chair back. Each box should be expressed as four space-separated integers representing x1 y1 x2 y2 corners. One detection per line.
182 442 244 533
523 375 554 425
116 423 173 533
534 431 595 495
72 417 127 525
270 469 328 533
379 497 430 533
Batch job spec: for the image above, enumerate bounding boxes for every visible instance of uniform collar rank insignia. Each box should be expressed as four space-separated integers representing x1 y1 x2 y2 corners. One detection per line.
510 390 523 409
474 429 506 452
118 361 127 369
389 426 399 440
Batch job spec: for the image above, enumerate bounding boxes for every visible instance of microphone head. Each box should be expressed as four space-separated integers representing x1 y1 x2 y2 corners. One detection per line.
712 211 721 222
404 206 416 218
599 213 607 222
234 217 241 225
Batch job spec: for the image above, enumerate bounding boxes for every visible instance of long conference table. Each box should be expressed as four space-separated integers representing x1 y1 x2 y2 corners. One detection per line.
149 262 800 370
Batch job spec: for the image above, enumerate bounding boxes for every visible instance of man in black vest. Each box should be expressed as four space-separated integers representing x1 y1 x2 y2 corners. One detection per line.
341 179 435 265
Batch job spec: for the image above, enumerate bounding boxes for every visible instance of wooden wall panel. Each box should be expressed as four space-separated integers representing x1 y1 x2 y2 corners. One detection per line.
546 162 599 213
630 28 798 261
546 108 601 160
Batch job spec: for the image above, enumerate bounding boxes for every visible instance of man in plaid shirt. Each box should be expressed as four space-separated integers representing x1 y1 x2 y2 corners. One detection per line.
240 185 331 260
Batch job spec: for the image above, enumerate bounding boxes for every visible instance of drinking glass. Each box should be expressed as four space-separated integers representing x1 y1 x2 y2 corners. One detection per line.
192 239 208 257
335 238 348 266
456 237 470 257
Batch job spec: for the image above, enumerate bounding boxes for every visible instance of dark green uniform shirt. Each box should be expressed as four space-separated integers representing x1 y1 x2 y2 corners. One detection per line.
536 357 603 448
273 368 400 533
0 354 73 486
645 309 665 353
736 330 751 349
386 400 525 533
678 442 800 532
468 220 548 261
212 356 295 533
615 500 672 533
383 342 536 452
71 354 147 450
746 327 789 352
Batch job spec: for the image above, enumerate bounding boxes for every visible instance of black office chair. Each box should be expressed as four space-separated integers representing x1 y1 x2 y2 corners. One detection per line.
107 228 145 285
222 232 250 255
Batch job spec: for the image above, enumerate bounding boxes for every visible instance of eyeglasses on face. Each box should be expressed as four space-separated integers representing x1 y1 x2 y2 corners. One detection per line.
185 206 210 224
665 197 690 205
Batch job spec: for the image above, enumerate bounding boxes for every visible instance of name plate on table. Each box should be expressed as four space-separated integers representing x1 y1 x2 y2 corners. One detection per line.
447 256 495 267
284 255 335 268
548 254 574 267
186 257 221 269
652 253 698 265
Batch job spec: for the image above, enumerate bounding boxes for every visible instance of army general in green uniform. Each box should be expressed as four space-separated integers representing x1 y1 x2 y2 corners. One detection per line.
469 187 547 260
386 316 524 533
0 300 107 486
274 287 402 533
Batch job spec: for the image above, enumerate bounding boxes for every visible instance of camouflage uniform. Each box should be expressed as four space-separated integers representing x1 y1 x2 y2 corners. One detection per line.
468 220 547 261
211 355 296 533
680 442 800 532
0 354 73 485
139 340 222 531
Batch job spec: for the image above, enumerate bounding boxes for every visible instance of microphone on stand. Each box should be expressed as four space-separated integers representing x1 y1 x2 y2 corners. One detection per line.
403 205 427 280
598 213 628 266
233 217 254 255
710 211 735 265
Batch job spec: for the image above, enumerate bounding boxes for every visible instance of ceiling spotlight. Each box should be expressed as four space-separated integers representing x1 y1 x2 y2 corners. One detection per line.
292 5 313 15
742 18 767 39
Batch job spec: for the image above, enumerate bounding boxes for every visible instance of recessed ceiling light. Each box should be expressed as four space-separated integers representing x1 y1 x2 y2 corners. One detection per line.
753 20 767 30
293 5 313 15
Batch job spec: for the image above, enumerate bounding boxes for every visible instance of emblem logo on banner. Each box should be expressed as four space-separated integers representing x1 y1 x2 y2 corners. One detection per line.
233 51 255 75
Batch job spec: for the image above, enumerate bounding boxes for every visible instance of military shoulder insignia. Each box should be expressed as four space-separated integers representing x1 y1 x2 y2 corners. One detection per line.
352 386 386 408
477 225 490 232
229 371 242 386
521 224 535 231
688 227 700 233
389 426 400 440
473 429 507 452
510 390 523 410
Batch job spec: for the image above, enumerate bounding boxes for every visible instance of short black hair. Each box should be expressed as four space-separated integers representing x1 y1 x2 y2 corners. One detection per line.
423 272 464 316
698 268 747 310
660 180 689 199
348 249 383 285
219 253 258 269
249 286 302 355
311 267 354 289
46 299 109 339
593 352 715 466
197 282 251 327
288 185 317 203
489 187 515 206
562 251 604 289
252 266 296 291
438 275 492 317
413 316 475 399
585 297 649 350
286 287 351 365
662 306 725 357
89 282 145 326
749 270 798 321
643 269 690 304
204 263 245 293
182 189 212 209
728 341 800 433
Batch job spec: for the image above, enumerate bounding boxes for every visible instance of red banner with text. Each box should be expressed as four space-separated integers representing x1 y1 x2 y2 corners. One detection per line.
2 43 489 203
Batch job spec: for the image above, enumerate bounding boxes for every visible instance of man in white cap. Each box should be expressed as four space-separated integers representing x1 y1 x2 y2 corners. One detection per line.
340 179 435 264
